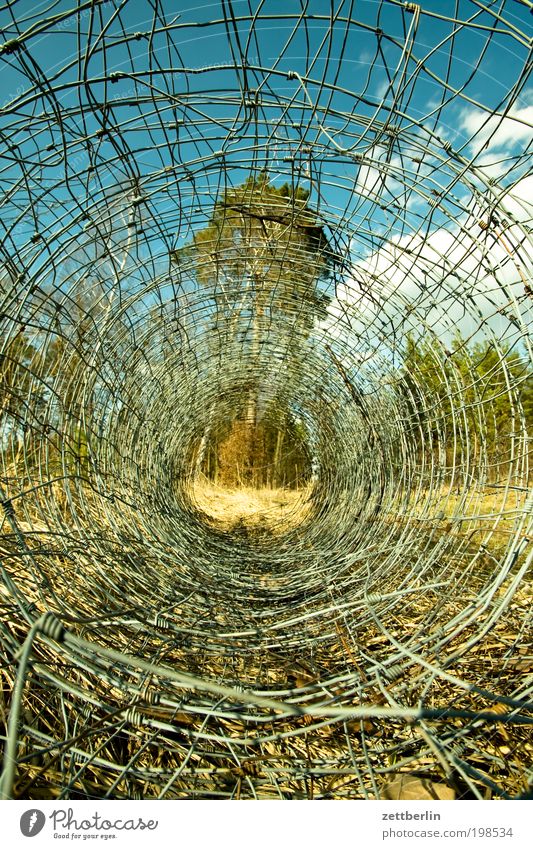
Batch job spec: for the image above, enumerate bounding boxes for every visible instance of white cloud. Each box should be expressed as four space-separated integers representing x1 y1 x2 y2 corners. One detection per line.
460 104 533 155
353 147 410 210
322 176 533 350
375 79 391 101
473 153 509 180
354 144 390 199
499 174 533 219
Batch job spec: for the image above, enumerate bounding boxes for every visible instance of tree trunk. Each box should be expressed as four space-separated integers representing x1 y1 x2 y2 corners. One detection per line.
273 429 284 488
195 430 209 477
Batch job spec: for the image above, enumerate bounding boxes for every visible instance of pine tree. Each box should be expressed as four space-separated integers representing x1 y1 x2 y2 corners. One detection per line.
174 172 332 486
401 332 533 484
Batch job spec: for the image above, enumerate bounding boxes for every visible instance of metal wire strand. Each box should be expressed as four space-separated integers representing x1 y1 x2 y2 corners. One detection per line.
0 0 531 800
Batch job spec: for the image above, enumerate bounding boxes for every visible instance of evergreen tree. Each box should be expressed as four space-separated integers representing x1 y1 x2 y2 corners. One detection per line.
174 172 333 486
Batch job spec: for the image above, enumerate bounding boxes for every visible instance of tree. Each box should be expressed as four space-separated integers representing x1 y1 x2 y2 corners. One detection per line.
401 332 533 484
0 331 38 470
465 339 533 480
173 171 333 485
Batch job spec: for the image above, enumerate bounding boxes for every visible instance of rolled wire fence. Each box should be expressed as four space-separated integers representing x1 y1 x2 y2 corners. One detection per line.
0 0 532 799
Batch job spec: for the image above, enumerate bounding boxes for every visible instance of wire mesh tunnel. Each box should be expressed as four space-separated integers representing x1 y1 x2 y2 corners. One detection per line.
0 0 532 800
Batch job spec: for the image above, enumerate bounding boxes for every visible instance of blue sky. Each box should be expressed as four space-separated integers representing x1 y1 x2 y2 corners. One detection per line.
0 0 531 352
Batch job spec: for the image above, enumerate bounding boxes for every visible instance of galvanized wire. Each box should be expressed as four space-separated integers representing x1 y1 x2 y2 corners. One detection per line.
0 0 532 800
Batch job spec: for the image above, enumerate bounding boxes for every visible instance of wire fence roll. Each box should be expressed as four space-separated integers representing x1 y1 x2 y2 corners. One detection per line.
0 0 532 800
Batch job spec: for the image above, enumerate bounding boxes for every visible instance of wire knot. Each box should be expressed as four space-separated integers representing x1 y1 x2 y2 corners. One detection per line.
0 38 21 55
39 613 66 643
1 499 15 520
125 708 143 725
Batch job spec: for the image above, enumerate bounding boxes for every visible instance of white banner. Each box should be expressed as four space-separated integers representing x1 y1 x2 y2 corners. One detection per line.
1 799 532 849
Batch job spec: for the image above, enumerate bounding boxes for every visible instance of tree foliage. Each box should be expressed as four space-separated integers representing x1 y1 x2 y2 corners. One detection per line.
173 171 332 346
0 332 36 425
402 332 533 482
199 408 310 489
174 172 333 487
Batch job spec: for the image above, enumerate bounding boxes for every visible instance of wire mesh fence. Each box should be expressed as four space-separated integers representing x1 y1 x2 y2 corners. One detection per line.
0 0 532 800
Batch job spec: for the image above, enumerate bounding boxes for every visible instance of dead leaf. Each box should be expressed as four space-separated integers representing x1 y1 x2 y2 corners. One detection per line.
382 774 455 800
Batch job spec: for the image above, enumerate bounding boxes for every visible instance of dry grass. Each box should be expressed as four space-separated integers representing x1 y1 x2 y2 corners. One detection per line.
1 468 531 799
189 475 314 532
405 484 530 552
